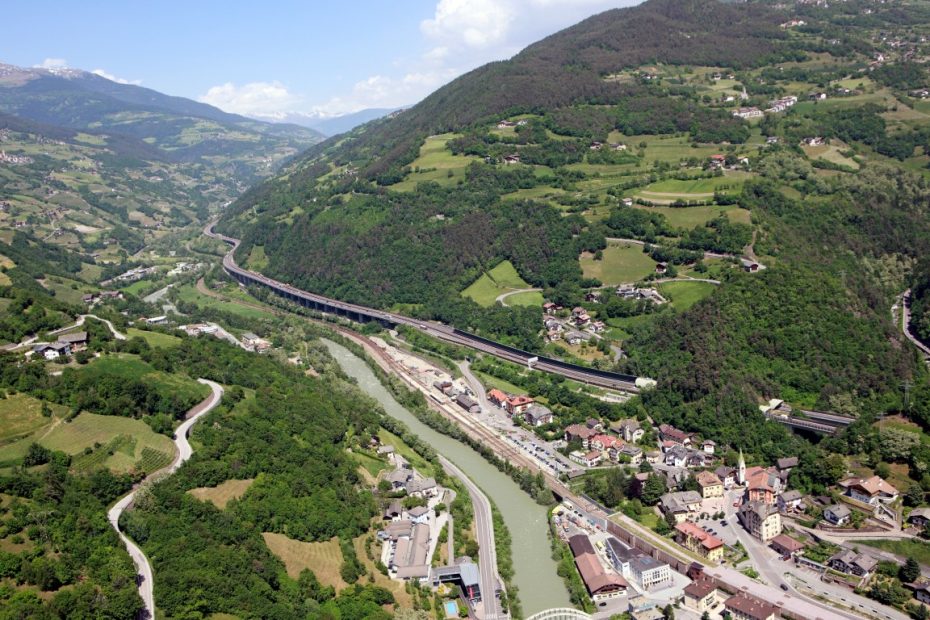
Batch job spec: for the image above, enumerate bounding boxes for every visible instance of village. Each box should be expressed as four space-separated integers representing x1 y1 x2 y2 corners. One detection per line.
349 324 930 620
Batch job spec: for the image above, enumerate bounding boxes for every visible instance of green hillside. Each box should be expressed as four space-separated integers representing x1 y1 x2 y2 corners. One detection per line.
217 0 930 438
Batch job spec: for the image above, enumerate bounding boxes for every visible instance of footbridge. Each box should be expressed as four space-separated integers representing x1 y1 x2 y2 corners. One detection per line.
204 223 642 392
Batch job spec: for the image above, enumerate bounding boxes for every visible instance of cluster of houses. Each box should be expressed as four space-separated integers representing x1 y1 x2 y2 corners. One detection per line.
732 106 764 120
589 141 628 152
240 332 271 353
487 389 554 427
495 119 528 129
542 302 606 344
616 285 665 304
81 290 123 305
102 265 157 285
32 331 88 361
377 450 442 582
684 569 782 620
766 95 798 114
0 150 34 165
565 418 646 467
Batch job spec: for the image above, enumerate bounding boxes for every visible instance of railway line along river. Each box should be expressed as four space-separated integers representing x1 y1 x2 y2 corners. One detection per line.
324 339 571 616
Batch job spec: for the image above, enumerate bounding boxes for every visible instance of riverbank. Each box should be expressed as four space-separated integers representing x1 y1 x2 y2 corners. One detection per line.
323 338 572 616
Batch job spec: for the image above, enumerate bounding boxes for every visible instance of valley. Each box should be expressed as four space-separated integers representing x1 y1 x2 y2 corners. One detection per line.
3 0 930 619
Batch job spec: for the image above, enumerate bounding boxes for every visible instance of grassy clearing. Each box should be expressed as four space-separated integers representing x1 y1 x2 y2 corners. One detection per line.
392 133 479 191
0 394 64 444
262 533 348 589
175 283 275 320
351 451 389 477
245 245 269 270
802 143 859 169
474 370 527 397
0 412 175 473
121 279 158 296
637 174 747 197
377 428 436 478
504 290 544 307
860 539 930 566
189 479 255 509
634 204 751 228
126 327 182 348
461 260 532 307
580 243 657 285
658 280 717 310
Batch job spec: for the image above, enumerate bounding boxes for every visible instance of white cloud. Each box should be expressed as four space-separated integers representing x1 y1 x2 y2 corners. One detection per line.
91 69 142 85
198 81 303 117
201 0 642 118
421 0 516 49
311 69 458 117
35 58 68 70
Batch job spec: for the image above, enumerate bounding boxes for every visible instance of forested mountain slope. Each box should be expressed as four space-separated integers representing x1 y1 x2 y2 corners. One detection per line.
219 0 930 442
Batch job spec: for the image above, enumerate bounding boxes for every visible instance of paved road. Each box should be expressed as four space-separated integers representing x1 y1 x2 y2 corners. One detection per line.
899 289 930 358
720 492 906 620
439 455 503 620
49 314 127 341
107 379 224 619
495 288 542 307
204 222 642 393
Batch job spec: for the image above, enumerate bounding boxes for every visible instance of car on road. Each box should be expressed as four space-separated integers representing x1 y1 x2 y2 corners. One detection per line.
720 520 727 526
780 584 789 591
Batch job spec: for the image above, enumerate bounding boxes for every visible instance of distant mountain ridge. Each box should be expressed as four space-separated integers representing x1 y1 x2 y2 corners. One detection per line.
0 62 323 156
248 108 403 137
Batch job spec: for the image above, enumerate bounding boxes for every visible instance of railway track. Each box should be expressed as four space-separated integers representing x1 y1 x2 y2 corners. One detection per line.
204 223 642 392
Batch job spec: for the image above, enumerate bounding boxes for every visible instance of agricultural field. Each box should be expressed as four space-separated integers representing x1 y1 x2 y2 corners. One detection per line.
175 283 276 320
0 412 175 473
633 172 748 204
580 242 657 285
126 327 182 348
633 204 751 228
188 478 255 509
262 533 347 589
502 290 544 307
391 133 480 191
801 142 859 169
461 260 533 307
657 280 718 310
0 394 66 445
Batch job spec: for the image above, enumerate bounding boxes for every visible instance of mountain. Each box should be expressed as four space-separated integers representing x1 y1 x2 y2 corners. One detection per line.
219 0 930 451
0 61 324 271
248 108 401 136
308 108 401 136
0 62 323 159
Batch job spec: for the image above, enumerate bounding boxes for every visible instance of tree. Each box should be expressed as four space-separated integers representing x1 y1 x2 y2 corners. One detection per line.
663 603 675 619
641 474 667 506
901 557 921 583
906 484 925 507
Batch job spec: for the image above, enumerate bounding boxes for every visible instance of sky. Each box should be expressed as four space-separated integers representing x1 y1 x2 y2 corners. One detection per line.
3 0 641 120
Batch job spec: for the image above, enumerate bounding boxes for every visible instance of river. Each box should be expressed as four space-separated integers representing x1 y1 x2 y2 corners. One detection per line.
324 340 571 615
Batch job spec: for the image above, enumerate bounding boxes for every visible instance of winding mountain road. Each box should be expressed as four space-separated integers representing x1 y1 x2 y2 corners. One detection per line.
49 314 127 341
107 379 224 619
898 289 930 359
